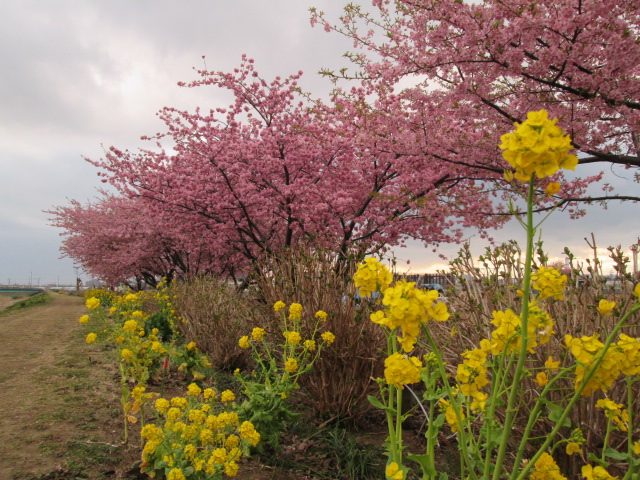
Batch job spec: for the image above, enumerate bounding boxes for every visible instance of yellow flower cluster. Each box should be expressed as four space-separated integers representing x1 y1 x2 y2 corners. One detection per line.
531 266 567 300
383 353 422 389
499 109 578 181
283 331 302 345
439 398 464 433
455 341 490 410
288 303 303 320
284 357 299 373
370 279 449 352
489 306 554 355
531 452 567 480
321 331 335 344
565 333 640 395
85 296 101 310
353 257 393 298
251 327 266 341
385 462 404 480
581 464 618 480
141 387 259 478
595 398 629 432
596 299 616 315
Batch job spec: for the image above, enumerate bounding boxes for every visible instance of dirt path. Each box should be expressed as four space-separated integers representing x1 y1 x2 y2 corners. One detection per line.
0 292 138 479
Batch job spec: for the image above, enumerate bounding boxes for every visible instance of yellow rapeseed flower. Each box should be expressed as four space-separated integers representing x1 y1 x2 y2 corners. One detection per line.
315 310 328 321
220 390 235 403
531 452 567 480
534 372 549 387
385 462 404 480
438 398 464 433
85 297 100 310
239 420 261 447
532 266 567 300
566 442 581 456
288 303 303 320
353 257 393 298
273 301 286 312
595 398 628 431
284 357 299 373
283 331 301 345
251 327 266 341
238 336 250 349
78 315 89 324
203 388 216 400
224 461 239 477
596 299 616 315
122 319 138 333
85 332 97 344
544 182 561 195
187 383 202 397
166 468 187 480
499 109 577 182
321 331 335 345
120 349 134 360
581 464 617 480
545 356 561 372
155 398 170 414
384 353 422 389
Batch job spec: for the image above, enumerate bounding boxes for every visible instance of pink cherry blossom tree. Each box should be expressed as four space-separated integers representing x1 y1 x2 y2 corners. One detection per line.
311 0 640 213
48 194 239 288
81 57 506 278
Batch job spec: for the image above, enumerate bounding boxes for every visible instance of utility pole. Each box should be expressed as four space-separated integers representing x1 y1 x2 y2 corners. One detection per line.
74 266 81 294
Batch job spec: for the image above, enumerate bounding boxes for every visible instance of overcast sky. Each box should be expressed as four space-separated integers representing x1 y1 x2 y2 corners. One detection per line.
0 1 637 286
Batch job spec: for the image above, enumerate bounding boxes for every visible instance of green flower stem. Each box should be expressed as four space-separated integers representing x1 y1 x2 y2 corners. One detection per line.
601 420 613 463
385 330 401 464
513 303 640 480
424 327 478 480
511 368 572 472
482 350 518 478
425 400 437 479
627 376 634 455
396 386 403 462
492 181 536 480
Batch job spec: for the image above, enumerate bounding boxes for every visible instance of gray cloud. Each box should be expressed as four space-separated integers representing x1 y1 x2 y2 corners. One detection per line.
0 0 637 284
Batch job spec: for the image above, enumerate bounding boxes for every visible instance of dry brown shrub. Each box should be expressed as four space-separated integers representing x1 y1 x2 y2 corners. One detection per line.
255 247 386 421
440 237 640 474
169 276 258 371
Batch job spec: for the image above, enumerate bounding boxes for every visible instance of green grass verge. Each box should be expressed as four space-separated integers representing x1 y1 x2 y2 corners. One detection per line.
0 291 53 317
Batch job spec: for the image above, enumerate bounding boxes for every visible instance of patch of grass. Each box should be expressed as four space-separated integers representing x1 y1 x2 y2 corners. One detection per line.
0 291 53 316
325 425 385 480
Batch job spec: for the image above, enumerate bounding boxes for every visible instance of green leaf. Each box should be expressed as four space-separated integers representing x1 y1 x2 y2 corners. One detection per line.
603 448 629 461
368 395 394 413
586 452 609 468
545 401 571 427
183 466 195 476
408 453 436 477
